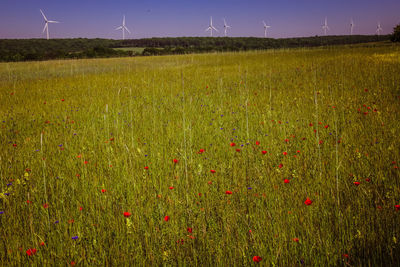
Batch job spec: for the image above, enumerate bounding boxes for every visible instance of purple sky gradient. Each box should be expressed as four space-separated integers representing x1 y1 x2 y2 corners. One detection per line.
0 0 399 39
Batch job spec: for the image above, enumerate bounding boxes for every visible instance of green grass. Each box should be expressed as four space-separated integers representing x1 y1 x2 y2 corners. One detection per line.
113 47 145 54
1 44 400 266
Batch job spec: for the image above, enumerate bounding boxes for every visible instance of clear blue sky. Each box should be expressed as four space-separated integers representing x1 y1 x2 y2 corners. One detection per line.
0 0 399 39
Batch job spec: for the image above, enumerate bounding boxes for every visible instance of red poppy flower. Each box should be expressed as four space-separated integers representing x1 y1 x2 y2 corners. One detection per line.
284 179 290 184
123 212 131 218
13 143 17 147
278 164 283 168
79 206 83 211
169 186 174 190
283 152 287 156
293 238 299 242
324 125 329 129
164 216 170 222
187 227 193 233
256 141 260 145
26 248 37 256
198 149 205 154
236 148 241 152
144 166 149 170
253 256 262 263
262 150 267 154
353 182 360 186
297 150 300 153
309 123 313 127
40 242 45 246
173 159 178 164
304 198 313 205
43 203 49 208
101 189 106 193
342 253 349 258
230 142 236 147
188 235 195 239
71 261 76 266
395 205 400 211
210 169 216 173
225 190 233 195
284 139 289 142
365 178 370 182
84 161 88 164
61 99 65 102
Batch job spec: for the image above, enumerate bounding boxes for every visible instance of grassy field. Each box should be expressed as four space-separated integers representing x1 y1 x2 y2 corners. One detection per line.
113 47 145 54
0 44 400 266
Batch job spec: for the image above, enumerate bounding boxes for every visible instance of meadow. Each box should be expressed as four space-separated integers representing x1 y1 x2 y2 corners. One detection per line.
0 44 400 266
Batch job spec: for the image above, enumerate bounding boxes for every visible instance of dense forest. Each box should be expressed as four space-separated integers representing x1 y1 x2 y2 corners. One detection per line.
0 35 392 62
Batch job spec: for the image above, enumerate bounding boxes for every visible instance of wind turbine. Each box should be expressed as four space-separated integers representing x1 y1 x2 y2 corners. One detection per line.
205 17 218 37
40 9 59 40
263 21 271 38
376 22 382 35
223 18 231 37
350 18 354 35
322 17 329 36
115 15 131 40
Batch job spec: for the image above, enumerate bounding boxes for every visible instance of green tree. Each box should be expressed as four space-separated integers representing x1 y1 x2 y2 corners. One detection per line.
391 24 400 42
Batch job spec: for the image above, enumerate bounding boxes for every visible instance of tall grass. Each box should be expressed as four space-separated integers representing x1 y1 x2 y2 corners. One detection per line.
0 44 400 265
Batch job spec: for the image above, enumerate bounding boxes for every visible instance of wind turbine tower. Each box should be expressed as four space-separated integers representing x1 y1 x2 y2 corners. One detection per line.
376 22 382 35
223 18 231 37
40 9 59 40
205 17 218 37
263 21 271 38
350 18 354 35
322 17 329 36
115 15 131 40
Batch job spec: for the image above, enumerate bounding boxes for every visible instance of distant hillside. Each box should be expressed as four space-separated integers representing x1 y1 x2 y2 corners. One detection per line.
0 35 391 62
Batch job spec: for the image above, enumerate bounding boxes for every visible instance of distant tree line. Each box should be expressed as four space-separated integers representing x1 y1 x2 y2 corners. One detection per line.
0 35 393 62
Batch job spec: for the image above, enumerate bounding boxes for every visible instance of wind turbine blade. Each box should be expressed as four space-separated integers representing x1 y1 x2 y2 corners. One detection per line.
123 15 125 26
40 9 48 21
212 26 218 32
42 23 48 33
263 21 266 27
48 20 59 23
115 26 123 30
205 27 211 32
124 26 131 34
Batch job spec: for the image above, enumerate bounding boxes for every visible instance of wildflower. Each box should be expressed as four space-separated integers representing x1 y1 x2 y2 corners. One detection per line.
198 149 205 154
324 125 329 129
84 161 88 164
304 198 313 205
236 148 241 152
173 159 178 164
72 236 79 240
283 152 287 156
210 169 216 173
26 248 37 256
284 179 290 184
395 205 400 211
225 190 233 195
284 139 289 142
79 207 83 211
101 189 106 193
253 256 262 263
365 178 371 182
144 166 149 170
164 216 170 222
230 142 236 147
0 211 4 215
13 144 17 147
297 150 300 153
353 182 360 186
256 141 260 145
123 212 131 218
187 227 193 233
188 235 195 239
40 242 45 246
71 261 76 266
169 186 174 190
293 238 299 242
278 164 283 168
61 99 65 101
262 150 267 154
43 203 49 208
